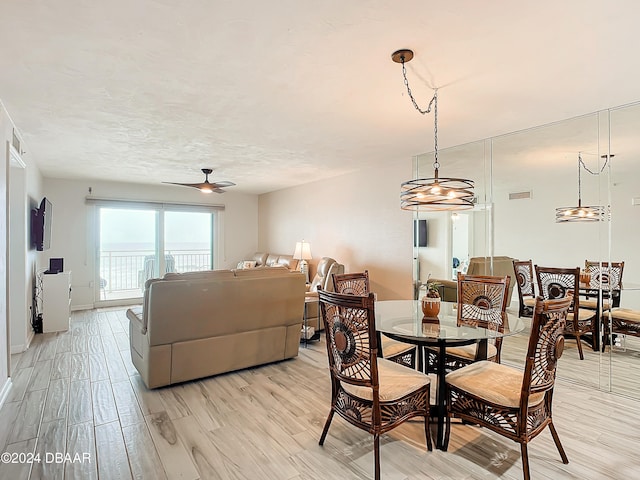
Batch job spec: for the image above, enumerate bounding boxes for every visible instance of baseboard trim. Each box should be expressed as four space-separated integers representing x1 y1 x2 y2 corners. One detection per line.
0 378 12 410
10 329 34 354
10 343 26 354
71 304 94 312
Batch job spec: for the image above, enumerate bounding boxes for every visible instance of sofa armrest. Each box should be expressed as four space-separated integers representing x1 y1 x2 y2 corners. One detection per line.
126 306 146 334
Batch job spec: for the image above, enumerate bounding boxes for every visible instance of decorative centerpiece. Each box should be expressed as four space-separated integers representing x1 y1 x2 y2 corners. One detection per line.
579 269 591 286
421 281 441 317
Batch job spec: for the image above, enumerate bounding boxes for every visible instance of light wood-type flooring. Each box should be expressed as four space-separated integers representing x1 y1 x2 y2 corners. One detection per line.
1 307 639 479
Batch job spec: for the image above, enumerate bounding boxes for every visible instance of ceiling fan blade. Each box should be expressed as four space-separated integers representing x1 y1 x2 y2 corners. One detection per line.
210 181 236 188
163 169 235 193
162 182 207 189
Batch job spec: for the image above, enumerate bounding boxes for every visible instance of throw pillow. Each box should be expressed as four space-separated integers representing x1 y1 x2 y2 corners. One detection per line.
242 260 257 269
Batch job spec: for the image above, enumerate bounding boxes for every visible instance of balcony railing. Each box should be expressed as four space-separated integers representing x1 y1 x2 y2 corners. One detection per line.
99 249 212 295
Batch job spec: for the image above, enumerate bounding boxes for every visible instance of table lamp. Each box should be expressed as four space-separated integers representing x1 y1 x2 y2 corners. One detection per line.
293 240 312 283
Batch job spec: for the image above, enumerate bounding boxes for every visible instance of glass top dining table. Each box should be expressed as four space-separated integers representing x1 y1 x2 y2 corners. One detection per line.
375 299 525 449
375 300 524 345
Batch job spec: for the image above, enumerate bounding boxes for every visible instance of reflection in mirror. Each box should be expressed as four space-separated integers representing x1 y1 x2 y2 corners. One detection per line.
411 101 640 399
413 140 490 296
451 212 470 279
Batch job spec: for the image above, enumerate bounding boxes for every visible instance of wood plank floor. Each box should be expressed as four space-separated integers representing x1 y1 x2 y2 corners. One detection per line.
1 307 639 479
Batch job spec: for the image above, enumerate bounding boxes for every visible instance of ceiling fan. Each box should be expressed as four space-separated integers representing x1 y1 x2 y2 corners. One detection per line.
162 168 236 194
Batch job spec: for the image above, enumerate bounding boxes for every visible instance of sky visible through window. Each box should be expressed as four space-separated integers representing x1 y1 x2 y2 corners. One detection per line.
100 208 211 252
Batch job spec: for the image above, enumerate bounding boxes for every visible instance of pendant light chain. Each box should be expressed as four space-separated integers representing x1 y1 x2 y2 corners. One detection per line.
394 48 474 211
577 154 583 206
577 152 611 204
400 57 439 170
433 91 439 171
400 58 436 115
579 154 610 175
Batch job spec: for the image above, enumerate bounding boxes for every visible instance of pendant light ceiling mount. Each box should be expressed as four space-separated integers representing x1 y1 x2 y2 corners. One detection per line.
392 48 475 211
391 49 414 64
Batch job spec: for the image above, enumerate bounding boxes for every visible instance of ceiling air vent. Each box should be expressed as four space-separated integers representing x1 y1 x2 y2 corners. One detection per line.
509 190 532 200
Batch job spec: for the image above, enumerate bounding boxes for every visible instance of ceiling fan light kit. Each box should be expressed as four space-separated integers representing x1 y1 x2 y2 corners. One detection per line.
392 48 475 212
162 168 235 194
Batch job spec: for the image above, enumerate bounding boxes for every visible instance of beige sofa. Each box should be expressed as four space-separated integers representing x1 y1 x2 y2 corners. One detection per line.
238 252 299 271
127 267 306 389
466 256 516 302
428 256 516 304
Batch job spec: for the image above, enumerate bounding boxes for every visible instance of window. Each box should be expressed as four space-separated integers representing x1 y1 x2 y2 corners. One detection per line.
89 199 222 303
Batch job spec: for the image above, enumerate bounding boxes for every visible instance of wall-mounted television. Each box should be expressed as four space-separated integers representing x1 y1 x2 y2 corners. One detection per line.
31 197 53 251
414 219 428 247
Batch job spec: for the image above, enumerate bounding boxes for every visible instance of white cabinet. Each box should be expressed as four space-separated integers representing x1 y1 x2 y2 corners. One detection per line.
42 272 71 333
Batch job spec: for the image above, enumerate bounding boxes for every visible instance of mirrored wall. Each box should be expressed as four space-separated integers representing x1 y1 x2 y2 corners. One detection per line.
413 101 640 398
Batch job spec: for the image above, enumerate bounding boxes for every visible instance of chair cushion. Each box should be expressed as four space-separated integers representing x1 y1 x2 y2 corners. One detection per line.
609 308 640 323
444 343 498 361
342 358 430 402
446 360 544 408
581 298 611 310
381 336 415 358
523 297 537 307
567 308 596 322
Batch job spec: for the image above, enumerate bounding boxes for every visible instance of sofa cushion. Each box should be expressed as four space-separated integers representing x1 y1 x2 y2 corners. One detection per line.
252 252 268 266
162 270 235 281
265 254 279 266
276 254 298 270
233 267 293 277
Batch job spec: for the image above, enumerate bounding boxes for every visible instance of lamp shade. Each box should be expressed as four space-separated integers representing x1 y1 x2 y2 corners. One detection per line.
555 204 605 223
293 241 312 260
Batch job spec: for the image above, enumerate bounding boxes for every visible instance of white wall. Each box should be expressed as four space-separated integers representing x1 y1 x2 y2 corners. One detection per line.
258 162 414 300
0 103 12 401
43 178 259 309
7 136 42 354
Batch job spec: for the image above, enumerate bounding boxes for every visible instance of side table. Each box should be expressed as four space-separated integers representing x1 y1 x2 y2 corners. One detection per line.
302 296 321 346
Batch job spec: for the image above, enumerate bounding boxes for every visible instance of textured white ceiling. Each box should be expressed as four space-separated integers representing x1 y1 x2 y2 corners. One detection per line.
1 0 639 194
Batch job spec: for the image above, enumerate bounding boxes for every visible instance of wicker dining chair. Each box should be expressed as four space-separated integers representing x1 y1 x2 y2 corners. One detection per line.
317 289 432 480
428 273 510 372
445 294 572 480
513 259 537 318
582 260 625 311
535 266 595 360
333 270 417 369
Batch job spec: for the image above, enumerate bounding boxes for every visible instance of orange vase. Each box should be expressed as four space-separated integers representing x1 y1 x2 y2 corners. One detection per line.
421 296 441 317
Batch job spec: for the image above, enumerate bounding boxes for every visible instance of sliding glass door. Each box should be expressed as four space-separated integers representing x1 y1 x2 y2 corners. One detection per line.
164 210 213 273
98 207 156 302
97 204 217 303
